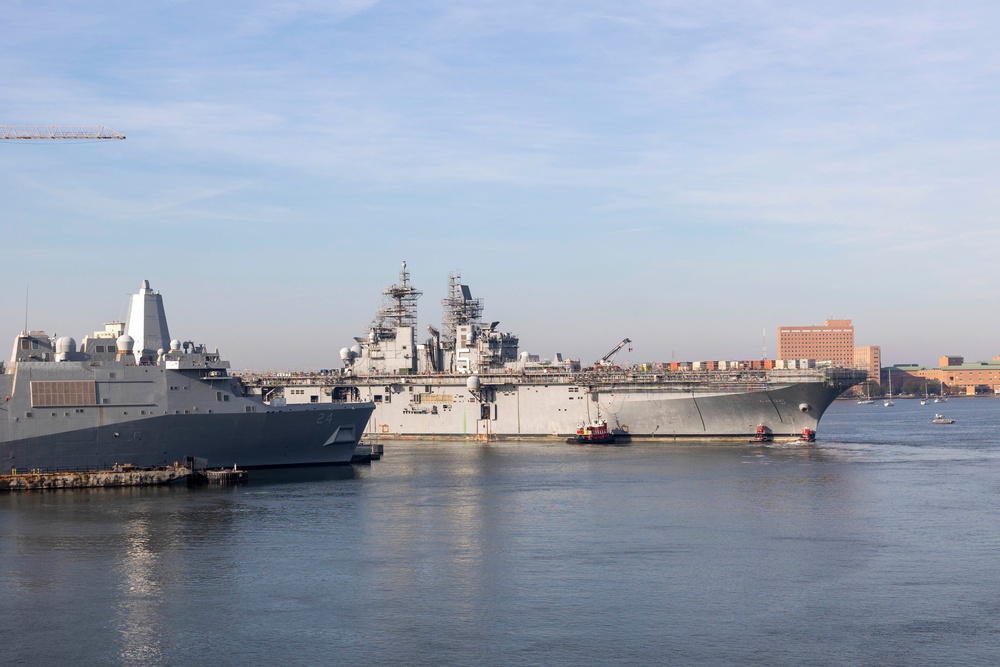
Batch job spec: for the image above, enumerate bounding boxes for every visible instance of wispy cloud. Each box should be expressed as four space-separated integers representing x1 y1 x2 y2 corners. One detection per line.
4 0 1000 365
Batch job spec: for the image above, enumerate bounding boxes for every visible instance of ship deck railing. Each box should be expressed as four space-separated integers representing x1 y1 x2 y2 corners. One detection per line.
5 463 185 476
237 367 866 390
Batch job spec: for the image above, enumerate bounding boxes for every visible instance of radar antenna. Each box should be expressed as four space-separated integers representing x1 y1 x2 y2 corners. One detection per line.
371 261 422 339
441 272 483 349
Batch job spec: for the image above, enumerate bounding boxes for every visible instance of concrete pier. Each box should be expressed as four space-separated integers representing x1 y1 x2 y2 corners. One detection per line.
0 465 190 491
200 468 248 485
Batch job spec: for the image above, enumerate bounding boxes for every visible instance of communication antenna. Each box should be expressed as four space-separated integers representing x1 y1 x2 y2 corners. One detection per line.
762 328 767 361
24 286 29 334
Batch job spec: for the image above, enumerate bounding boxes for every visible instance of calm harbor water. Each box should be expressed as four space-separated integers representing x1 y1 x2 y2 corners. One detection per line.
3 398 1000 666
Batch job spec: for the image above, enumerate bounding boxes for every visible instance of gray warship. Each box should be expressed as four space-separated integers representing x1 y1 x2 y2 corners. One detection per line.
250 264 866 442
0 281 374 470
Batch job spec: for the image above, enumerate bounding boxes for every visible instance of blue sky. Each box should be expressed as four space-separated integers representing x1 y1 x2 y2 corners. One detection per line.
2 0 999 370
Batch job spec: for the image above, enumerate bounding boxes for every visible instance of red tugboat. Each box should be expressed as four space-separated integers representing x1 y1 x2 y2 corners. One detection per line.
797 428 816 442
749 424 773 443
566 419 617 445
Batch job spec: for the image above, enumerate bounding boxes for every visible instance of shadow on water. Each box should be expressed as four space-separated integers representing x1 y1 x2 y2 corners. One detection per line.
242 464 360 486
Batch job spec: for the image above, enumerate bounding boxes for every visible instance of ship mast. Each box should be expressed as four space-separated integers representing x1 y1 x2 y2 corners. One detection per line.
371 261 422 340
440 272 483 350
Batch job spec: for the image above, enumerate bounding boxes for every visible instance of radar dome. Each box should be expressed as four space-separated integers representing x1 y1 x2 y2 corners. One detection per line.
55 337 77 355
350 344 362 357
466 375 482 391
170 339 181 351
368 331 377 344
519 351 530 360
339 347 351 361
116 335 134 352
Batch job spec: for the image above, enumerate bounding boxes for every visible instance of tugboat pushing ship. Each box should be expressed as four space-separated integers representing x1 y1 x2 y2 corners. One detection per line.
249 263 866 443
566 419 621 445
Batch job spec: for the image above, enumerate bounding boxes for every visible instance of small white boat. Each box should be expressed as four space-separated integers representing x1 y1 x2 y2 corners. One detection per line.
884 368 894 407
934 379 948 402
932 414 956 424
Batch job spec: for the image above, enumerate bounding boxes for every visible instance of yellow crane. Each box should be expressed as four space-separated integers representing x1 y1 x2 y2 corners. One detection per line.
0 125 125 140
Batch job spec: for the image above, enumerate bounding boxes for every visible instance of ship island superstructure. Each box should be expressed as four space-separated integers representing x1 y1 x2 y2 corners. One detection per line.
242 264 866 442
0 280 374 471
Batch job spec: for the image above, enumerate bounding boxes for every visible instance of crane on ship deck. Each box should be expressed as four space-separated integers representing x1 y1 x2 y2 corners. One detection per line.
0 126 126 140
597 338 632 367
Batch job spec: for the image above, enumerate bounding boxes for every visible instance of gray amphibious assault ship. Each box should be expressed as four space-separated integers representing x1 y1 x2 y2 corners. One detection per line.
252 264 866 442
0 281 374 470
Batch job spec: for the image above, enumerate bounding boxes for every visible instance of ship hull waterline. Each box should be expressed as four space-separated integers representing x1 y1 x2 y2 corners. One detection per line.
0 407 374 471
341 379 844 442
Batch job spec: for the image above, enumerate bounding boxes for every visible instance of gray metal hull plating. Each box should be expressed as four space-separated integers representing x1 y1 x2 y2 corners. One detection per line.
597 382 840 439
0 361 374 470
334 373 848 441
0 408 371 471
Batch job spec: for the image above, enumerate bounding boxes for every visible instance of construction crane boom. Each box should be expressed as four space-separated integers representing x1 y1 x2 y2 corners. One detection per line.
598 338 632 366
0 125 125 140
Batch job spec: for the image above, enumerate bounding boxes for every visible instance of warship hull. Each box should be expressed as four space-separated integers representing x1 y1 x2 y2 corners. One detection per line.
0 407 371 471
0 364 373 471
273 369 859 442
1 280 375 472
254 265 865 443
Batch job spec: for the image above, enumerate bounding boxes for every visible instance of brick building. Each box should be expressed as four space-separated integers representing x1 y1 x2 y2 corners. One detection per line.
853 346 882 388
777 319 855 367
891 355 1000 395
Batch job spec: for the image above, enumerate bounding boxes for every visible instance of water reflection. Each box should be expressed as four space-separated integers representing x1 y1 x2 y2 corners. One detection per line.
116 514 163 665
5 425 1000 666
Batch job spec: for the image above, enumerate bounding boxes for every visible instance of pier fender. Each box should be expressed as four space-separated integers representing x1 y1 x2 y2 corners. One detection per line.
798 403 811 413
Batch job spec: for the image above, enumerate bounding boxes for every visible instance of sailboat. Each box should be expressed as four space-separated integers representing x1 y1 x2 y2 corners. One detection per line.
857 383 876 405
934 379 948 403
920 382 930 406
884 368 894 407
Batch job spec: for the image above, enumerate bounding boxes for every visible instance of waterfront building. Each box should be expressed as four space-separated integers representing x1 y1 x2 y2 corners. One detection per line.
853 346 882 388
778 320 855 367
777 319 879 387
892 355 1000 395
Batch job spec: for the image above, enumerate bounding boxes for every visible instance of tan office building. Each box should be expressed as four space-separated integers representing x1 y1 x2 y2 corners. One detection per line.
853 346 882 387
777 320 855 367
